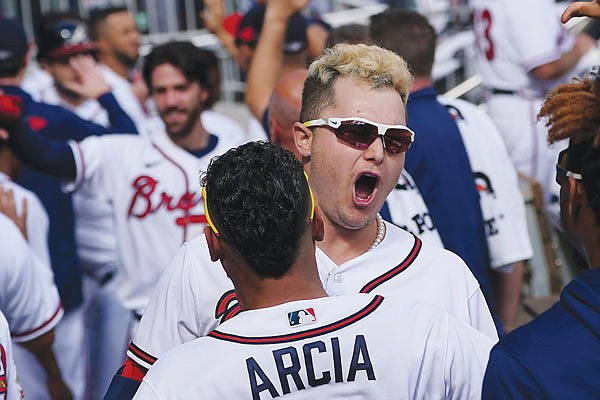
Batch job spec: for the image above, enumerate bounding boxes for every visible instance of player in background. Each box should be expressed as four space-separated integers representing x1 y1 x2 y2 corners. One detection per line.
202 0 315 141
88 6 150 131
133 141 494 399
369 8 495 325
0 310 23 400
471 0 599 204
0 38 248 336
0 15 138 399
25 13 135 399
0 208 69 399
103 42 496 399
483 70 600 399
370 9 533 333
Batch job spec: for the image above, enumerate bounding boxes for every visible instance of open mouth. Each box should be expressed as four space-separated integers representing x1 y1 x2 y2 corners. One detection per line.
354 173 378 203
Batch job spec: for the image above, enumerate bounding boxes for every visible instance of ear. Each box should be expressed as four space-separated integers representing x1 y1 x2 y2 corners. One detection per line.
293 122 313 159
199 85 210 105
567 176 585 217
204 226 221 262
311 206 325 242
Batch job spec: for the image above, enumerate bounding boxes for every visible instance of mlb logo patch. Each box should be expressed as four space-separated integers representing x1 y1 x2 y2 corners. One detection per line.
288 308 316 327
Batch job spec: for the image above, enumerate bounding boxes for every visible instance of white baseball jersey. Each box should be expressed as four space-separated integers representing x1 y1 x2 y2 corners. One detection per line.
0 214 63 343
0 311 23 400
384 170 444 247
439 96 534 268
134 294 494 400
66 129 246 313
128 222 497 370
471 0 575 96
0 173 50 267
470 0 588 202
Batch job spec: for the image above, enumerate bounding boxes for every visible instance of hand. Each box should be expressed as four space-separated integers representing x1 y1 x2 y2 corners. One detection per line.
562 1 600 23
265 0 309 20
130 70 149 107
0 187 27 240
47 378 73 400
200 0 226 34
62 55 110 99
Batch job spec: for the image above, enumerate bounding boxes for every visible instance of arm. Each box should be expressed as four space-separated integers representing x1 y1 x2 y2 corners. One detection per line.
200 0 241 62
562 1 600 23
531 33 597 80
20 330 73 400
65 55 138 134
493 261 525 333
244 0 308 121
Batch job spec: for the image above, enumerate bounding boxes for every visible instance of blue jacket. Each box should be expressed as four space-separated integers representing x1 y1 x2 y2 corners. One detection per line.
404 87 492 304
2 85 137 312
483 269 600 399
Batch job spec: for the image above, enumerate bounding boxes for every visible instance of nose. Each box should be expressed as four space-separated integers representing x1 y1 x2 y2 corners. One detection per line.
164 89 178 106
363 135 386 163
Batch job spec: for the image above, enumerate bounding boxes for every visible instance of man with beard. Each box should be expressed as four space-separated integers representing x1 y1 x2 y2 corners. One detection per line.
89 6 150 131
0 40 247 362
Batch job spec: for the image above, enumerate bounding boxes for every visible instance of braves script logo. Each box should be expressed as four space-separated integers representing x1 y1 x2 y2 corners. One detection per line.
215 290 242 324
127 175 207 226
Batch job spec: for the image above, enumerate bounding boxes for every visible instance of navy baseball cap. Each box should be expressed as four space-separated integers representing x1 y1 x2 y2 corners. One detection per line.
235 5 308 54
0 17 28 63
37 18 96 61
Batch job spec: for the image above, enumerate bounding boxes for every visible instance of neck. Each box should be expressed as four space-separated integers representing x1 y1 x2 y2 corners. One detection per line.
410 75 433 92
232 240 328 310
168 115 210 151
0 77 21 87
316 214 381 265
100 56 129 80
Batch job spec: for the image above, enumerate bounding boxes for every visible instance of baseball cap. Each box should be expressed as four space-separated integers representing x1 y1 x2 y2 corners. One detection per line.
37 18 96 61
235 5 307 54
0 17 28 63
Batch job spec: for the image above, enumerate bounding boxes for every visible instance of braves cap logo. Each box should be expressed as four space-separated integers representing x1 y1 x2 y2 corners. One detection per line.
288 308 316 327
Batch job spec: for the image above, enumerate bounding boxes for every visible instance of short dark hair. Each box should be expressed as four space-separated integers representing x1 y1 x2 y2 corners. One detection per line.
142 41 209 93
370 9 437 77
202 141 312 278
88 5 128 40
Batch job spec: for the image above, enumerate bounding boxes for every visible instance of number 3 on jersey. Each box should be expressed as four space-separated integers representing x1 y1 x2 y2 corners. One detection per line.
474 9 494 61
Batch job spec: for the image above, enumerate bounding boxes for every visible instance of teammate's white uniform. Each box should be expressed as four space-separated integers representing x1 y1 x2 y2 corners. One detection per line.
439 96 534 269
128 222 497 370
471 0 599 202
0 172 50 265
0 310 24 400
134 294 494 400
66 128 246 315
385 170 443 247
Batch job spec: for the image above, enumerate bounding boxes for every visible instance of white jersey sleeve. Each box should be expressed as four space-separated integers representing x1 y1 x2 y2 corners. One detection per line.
0 176 51 267
439 96 534 268
0 214 63 343
129 237 235 369
0 311 24 400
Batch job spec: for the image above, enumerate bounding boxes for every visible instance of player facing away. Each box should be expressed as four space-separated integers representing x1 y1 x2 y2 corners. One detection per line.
104 43 497 398
132 141 495 399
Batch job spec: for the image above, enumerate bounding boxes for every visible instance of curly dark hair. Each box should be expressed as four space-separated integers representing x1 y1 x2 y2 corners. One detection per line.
142 41 209 94
202 141 312 278
538 72 600 226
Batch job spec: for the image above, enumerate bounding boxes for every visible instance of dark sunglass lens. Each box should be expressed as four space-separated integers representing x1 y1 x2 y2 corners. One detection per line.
384 129 413 154
336 121 378 149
